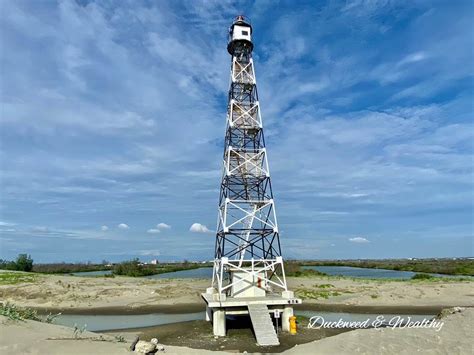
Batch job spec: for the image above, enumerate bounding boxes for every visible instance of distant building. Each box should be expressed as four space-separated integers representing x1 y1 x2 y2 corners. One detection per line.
150 259 159 265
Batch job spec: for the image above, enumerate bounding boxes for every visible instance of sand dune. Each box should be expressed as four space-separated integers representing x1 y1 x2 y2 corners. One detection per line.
0 273 472 313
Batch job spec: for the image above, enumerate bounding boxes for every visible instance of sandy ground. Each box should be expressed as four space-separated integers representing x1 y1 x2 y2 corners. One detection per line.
290 276 474 308
284 308 474 355
1 308 472 354
0 315 229 355
1 272 473 354
0 273 472 313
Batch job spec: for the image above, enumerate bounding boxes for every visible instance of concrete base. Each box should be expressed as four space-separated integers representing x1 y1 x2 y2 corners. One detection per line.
205 305 212 322
282 305 294 332
212 309 226 336
202 291 302 337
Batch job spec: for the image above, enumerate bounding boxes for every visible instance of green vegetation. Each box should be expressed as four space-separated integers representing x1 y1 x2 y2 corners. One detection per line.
300 258 474 276
409 273 471 282
0 254 33 272
314 283 334 288
32 261 110 274
0 302 60 323
1 255 208 277
285 262 327 277
411 273 436 280
295 288 341 300
0 272 37 285
0 302 41 321
112 259 156 277
112 259 203 277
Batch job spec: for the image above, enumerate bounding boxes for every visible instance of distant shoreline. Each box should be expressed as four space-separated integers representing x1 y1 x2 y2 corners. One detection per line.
4 257 470 277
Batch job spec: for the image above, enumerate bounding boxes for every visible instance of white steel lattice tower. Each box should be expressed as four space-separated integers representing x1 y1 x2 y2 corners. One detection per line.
212 16 288 297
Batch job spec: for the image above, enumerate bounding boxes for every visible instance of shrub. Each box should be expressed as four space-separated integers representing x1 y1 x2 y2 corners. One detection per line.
0 254 33 272
32 262 109 274
15 254 33 272
412 273 435 280
285 262 326 277
0 302 40 321
112 259 155 277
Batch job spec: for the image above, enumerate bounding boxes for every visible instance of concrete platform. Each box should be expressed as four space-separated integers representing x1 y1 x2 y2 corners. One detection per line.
201 292 301 309
201 291 302 341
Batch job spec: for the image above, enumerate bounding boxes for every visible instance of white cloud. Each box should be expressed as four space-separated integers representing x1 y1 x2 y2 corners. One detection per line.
397 51 427 66
147 228 161 234
117 223 129 230
101 225 109 231
0 221 16 227
189 223 211 233
157 223 171 230
349 237 370 243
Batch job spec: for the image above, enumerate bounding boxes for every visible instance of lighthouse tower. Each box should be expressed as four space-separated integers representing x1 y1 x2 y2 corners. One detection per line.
202 16 301 346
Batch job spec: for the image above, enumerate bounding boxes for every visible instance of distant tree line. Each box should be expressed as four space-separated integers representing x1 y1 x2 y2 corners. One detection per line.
32 262 110 274
0 254 208 276
0 254 34 272
299 258 474 276
112 259 203 277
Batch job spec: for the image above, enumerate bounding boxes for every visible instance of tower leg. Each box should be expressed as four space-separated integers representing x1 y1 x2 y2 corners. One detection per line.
213 309 226 336
282 306 293 332
206 306 212 322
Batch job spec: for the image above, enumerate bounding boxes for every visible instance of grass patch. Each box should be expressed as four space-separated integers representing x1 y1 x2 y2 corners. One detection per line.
0 302 41 321
295 288 341 300
0 272 37 285
314 283 334 288
285 262 326 277
0 302 61 323
411 273 436 280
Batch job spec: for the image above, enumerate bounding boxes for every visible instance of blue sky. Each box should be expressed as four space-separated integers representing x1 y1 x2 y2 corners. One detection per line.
0 0 473 263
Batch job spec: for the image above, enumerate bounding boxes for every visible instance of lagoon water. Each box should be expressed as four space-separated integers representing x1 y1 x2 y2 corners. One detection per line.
302 266 471 279
302 266 417 279
52 312 205 331
71 266 469 280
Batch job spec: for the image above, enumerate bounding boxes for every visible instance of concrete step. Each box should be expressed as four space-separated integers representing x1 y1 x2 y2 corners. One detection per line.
247 303 279 346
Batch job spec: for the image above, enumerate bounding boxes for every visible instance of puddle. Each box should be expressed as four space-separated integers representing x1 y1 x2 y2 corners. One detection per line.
50 310 434 332
51 312 205 331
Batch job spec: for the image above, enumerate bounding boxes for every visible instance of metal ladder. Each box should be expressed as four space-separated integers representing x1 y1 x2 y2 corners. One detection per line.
247 303 280 346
